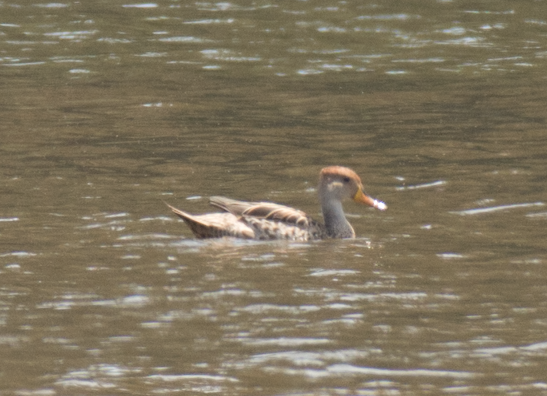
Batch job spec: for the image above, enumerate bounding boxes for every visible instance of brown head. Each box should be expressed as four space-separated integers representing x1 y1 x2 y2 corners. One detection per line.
319 166 387 210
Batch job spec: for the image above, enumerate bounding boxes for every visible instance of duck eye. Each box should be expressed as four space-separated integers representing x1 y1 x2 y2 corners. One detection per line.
343 177 350 183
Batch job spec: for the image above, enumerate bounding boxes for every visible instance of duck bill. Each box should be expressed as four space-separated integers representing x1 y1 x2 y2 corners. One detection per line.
353 188 387 211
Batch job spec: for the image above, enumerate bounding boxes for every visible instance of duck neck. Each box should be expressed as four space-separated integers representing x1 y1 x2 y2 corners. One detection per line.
320 197 355 238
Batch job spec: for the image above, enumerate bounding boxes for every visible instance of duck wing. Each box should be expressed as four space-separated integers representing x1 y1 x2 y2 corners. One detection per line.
209 196 314 227
166 203 255 239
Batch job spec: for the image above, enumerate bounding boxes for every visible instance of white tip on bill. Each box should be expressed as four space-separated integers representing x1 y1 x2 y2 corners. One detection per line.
374 199 387 211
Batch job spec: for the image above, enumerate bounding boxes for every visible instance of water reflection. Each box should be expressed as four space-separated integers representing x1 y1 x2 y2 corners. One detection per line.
1 0 545 75
2 0 547 395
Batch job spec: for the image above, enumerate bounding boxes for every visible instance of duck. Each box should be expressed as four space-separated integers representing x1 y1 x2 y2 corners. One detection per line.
166 166 387 240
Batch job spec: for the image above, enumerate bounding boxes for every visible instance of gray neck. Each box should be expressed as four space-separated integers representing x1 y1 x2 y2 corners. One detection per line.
320 197 355 238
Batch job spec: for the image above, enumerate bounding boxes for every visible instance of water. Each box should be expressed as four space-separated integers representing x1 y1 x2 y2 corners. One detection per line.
1 0 547 394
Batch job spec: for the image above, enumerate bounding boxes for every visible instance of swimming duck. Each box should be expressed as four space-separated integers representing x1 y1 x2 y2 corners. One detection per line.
167 166 386 240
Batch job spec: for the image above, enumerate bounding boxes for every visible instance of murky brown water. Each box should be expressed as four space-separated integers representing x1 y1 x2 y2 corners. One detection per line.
2 0 547 394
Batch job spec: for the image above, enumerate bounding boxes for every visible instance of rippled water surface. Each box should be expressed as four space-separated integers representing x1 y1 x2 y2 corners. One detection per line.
2 0 547 395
